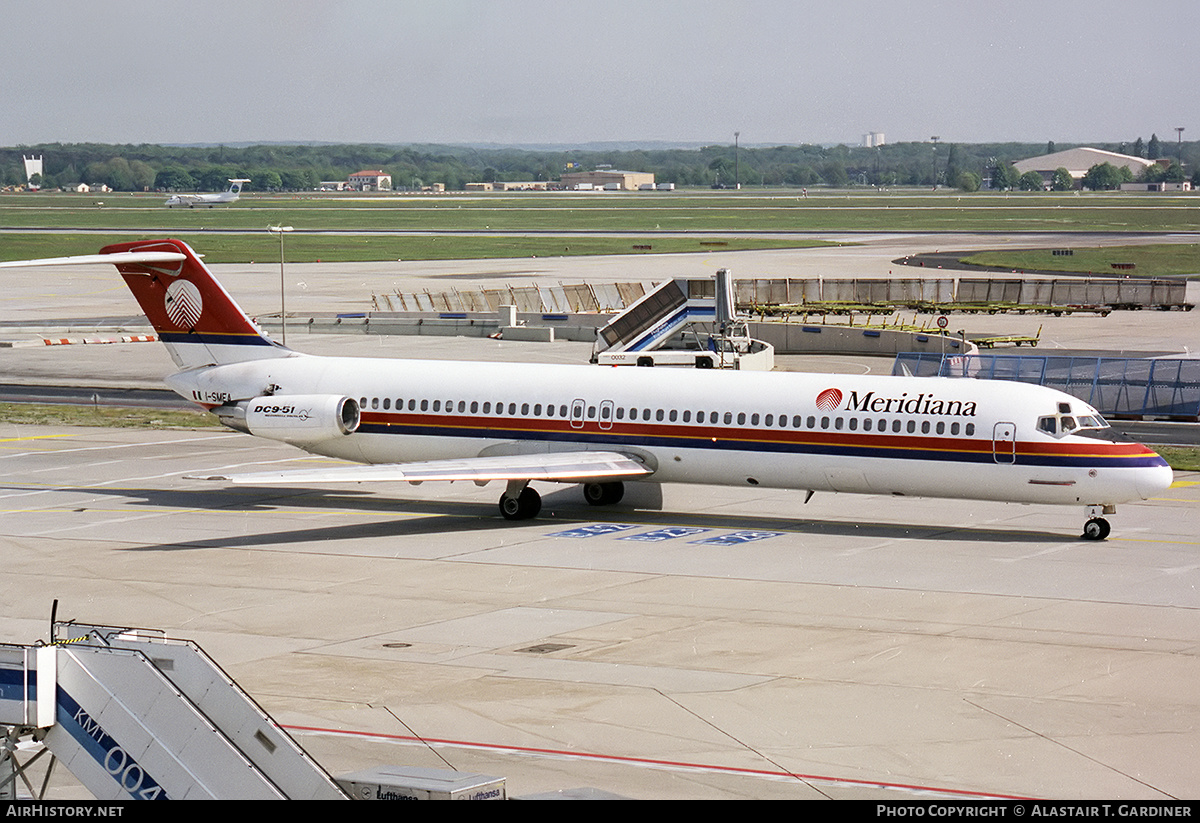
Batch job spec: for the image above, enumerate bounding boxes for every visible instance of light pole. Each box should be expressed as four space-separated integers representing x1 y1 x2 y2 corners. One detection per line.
931 136 940 188
734 131 740 191
268 225 293 344
1176 127 1185 176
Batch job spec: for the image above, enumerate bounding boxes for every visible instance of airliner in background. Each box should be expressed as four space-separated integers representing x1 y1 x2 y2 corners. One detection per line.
164 179 249 208
0 239 1174 540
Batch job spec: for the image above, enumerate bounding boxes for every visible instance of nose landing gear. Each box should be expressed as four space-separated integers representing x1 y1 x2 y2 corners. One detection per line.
1082 518 1111 541
1081 504 1115 541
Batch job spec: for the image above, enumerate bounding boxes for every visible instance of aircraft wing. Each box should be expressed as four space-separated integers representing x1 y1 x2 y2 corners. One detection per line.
189 450 653 485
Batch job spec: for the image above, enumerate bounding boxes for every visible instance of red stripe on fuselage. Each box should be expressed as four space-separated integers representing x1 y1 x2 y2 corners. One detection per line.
355 410 1156 463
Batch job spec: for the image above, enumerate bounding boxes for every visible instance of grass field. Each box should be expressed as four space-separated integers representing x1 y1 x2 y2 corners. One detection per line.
0 403 219 429
2 188 1197 266
963 244 1200 278
1153 446 1200 472
0 232 830 264
2 188 1198 234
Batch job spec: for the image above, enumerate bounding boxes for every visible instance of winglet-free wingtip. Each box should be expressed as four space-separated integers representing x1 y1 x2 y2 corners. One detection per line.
0 249 187 269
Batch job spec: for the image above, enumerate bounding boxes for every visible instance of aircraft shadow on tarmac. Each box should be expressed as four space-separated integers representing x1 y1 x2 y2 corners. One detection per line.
22 483 1073 551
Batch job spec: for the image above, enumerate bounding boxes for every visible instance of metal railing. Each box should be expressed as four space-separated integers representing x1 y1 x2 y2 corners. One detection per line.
893 353 1200 419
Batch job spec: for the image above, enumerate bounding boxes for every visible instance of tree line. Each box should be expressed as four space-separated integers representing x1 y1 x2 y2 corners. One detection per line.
3 138 1195 192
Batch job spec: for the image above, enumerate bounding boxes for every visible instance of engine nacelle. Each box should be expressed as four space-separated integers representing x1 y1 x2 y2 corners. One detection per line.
216 395 360 445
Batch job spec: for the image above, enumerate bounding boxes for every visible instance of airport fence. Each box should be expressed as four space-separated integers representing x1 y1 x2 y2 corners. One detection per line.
893 353 1200 419
376 276 1191 315
374 282 648 313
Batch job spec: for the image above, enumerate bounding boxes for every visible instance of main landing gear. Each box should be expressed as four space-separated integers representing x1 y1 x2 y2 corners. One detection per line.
583 481 624 507
499 481 541 521
498 480 626 521
1080 504 1115 541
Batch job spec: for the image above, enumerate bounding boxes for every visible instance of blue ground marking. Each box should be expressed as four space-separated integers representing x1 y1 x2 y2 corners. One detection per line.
547 523 638 538
690 530 786 546
619 527 711 542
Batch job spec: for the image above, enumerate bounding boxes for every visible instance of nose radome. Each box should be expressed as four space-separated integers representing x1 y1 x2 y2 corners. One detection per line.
1137 455 1175 500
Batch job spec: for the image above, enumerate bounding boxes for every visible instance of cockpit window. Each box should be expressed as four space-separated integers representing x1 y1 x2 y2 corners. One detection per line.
1039 409 1109 438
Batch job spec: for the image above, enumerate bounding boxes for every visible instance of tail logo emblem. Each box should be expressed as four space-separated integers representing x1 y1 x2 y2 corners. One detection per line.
816 388 842 411
165 280 203 328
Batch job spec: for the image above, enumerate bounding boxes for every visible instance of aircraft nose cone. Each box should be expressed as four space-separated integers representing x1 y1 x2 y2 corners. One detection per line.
1137 454 1175 499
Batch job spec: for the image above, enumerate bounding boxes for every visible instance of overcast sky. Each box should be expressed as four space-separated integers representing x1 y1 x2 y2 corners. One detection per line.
3 0 1196 148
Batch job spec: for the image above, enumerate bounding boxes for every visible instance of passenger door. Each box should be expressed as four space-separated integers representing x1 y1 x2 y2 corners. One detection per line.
992 422 1016 464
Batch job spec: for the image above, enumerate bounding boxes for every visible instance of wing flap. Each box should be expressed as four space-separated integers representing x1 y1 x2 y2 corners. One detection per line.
189 450 652 485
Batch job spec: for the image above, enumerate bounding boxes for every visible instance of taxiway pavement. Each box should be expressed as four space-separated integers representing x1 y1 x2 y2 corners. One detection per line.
0 234 1197 800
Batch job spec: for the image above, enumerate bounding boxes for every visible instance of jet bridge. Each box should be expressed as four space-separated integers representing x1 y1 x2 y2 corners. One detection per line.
0 622 348 800
592 269 772 370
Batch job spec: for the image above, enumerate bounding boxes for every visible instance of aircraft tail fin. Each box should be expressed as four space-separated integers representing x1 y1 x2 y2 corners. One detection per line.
227 178 250 197
99 238 289 369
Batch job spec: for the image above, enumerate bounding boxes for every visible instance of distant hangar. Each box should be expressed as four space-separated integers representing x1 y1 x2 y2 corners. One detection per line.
1013 147 1155 187
560 170 655 191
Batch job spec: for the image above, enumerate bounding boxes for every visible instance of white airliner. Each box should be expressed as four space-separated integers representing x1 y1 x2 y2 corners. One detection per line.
164 179 249 208
0 239 1174 539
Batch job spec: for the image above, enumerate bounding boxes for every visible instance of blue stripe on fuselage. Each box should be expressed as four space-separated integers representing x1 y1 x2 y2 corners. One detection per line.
353 419 1163 470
